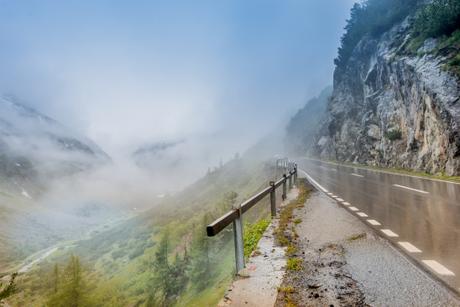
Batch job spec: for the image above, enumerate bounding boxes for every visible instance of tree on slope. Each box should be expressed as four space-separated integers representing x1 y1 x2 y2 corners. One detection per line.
47 255 91 307
0 272 17 304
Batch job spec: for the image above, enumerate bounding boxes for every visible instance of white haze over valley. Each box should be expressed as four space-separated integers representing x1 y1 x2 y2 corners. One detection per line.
0 1 355 208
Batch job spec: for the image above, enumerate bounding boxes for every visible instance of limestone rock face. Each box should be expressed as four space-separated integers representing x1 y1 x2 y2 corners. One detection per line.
314 20 460 175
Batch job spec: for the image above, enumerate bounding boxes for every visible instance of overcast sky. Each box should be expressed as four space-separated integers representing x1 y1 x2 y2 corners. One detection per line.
0 0 355 157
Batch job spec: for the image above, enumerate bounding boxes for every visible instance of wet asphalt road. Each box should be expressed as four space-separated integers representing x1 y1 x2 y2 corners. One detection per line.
296 158 460 293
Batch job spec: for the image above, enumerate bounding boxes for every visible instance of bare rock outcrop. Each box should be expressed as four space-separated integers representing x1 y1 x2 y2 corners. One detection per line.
314 19 460 175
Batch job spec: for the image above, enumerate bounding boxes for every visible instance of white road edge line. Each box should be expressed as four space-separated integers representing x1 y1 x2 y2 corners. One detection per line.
398 242 422 253
367 219 381 226
381 229 399 237
392 184 429 194
351 173 364 178
422 260 455 276
357 212 368 217
299 169 328 194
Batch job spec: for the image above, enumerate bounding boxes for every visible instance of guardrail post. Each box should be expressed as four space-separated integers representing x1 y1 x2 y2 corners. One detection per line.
270 181 276 217
232 208 245 273
293 165 297 185
288 171 293 189
282 174 287 200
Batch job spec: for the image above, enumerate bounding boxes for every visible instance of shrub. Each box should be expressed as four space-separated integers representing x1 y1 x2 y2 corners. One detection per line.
286 258 302 271
385 129 402 141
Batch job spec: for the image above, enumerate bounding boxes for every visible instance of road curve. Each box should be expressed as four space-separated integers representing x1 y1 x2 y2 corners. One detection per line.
296 158 460 294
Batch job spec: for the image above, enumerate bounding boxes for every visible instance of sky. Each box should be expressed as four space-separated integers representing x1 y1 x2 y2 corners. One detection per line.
0 0 355 159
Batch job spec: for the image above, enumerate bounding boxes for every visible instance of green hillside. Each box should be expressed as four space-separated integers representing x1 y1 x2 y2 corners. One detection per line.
7 157 279 306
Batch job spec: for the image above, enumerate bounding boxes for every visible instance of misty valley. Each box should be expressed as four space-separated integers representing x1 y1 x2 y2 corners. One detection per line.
0 96 281 305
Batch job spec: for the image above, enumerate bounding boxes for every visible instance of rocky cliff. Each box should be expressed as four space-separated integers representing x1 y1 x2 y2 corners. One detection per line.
314 18 460 175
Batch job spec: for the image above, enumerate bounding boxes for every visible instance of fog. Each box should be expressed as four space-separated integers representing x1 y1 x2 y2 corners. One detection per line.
0 0 358 216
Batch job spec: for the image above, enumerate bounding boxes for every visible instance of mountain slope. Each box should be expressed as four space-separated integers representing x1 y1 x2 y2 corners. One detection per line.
0 96 114 270
285 86 332 155
0 96 110 195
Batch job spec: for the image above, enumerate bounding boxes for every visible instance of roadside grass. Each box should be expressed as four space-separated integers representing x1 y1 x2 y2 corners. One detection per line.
274 179 310 247
285 245 297 256
243 218 270 258
286 258 302 271
274 178 312 307
347 233 367 242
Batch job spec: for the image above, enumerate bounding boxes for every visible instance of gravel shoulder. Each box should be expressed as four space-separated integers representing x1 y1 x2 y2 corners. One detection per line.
276 190 460 306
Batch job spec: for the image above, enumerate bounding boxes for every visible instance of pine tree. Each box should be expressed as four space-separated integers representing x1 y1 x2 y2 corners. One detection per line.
187 221 212 291
47 255 90 307
146 233 173 307
0 272 17 303
52 264 59 294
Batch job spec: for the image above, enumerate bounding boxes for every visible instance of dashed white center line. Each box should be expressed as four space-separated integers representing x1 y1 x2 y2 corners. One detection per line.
349 206 359 211
357 212 368 217
342 202 350 206
336 197 344 202
393 184 429 194
381 229 399 237
398 242 422 253
422 260 455 276
367 219 381 226
351 173 364 178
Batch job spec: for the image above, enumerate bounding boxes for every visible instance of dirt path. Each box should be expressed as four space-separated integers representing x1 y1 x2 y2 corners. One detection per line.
276 190 460 306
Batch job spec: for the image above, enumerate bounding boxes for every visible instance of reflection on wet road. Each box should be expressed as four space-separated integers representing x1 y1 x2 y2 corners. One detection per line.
296 158 460 293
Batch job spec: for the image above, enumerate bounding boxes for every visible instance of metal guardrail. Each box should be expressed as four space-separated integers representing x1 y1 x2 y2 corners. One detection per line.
206 160 298 273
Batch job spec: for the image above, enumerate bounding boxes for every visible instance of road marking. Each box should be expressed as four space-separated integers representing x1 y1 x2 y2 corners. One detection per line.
349 206 359 211
351 173 364 178
392 184 429 194
342 202 350 206
332 195 338 198
327 192 333 196
337 197 344 202
357 212 368 217
398 242 422 253
300 169 329 194
422 260 455 276
367 219 381 226
381 229 399 237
